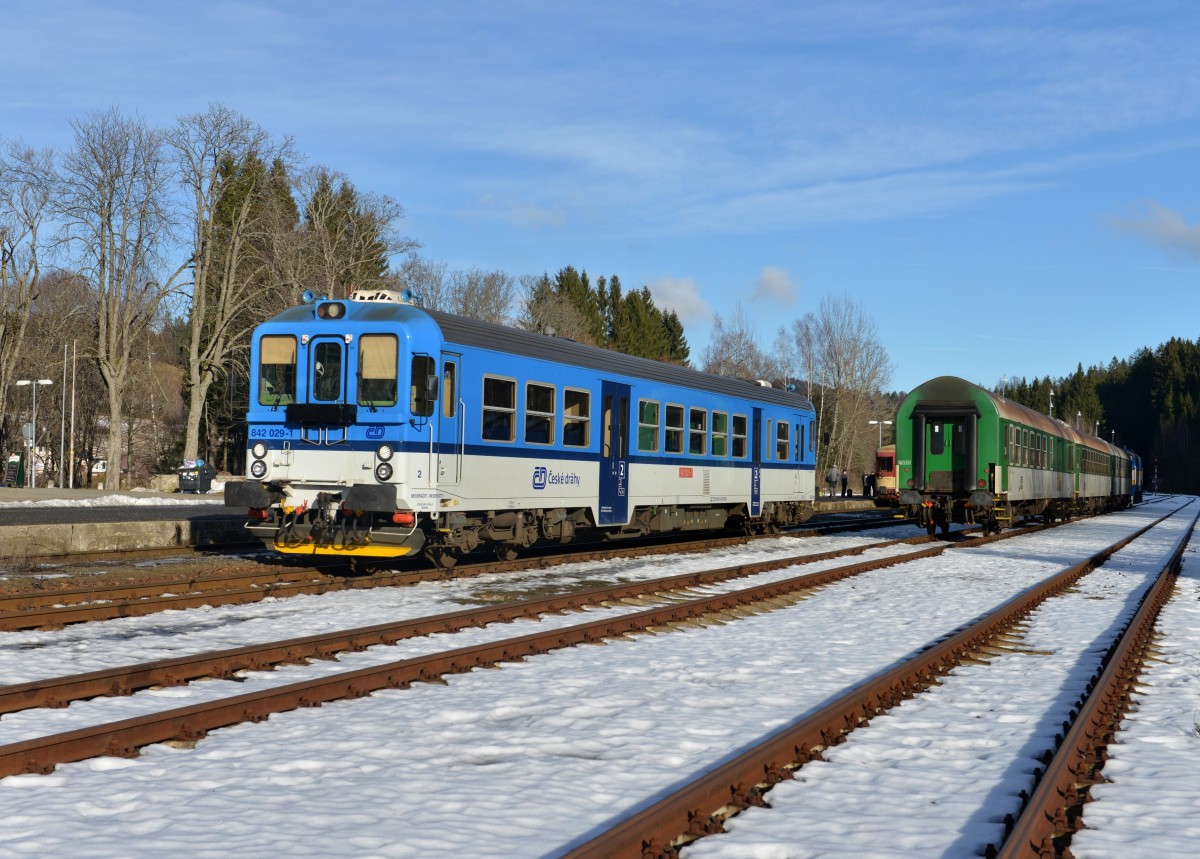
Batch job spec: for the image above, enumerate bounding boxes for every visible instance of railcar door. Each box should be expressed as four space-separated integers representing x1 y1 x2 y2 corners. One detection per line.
599 380 630 525
924 419 967 493
751 408 762 517
301 335 350 445
437 352 462 485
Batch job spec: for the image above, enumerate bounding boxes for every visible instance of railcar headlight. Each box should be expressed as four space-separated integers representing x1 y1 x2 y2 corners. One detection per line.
251 442 268 460
250 459 268 478
376 443 394 461
375 462 393 482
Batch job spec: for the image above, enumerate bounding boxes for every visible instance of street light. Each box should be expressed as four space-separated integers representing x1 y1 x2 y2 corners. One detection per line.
868 419 893 447
15 379 54 489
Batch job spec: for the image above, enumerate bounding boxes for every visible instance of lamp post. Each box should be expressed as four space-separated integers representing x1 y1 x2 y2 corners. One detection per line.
868 419 893 447
15 379 54 489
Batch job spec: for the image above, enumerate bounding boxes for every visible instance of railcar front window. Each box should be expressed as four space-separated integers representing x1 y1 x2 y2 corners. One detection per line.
732 414 747 458
563 388 590 447
258 335 297 405
638 400 660 452
357 335 398 407
526 382 555 445
665 405 684 453
482 376 515 441
689 408 707 455
312 341 343 402
711 412 728 457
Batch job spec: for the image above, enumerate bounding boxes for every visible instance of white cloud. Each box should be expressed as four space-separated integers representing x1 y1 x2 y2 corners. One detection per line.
646 277 713 326
1114 202 1200 262
751 267 798 304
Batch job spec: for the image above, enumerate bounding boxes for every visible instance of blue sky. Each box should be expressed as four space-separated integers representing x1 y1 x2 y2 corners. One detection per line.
4 1 1200 392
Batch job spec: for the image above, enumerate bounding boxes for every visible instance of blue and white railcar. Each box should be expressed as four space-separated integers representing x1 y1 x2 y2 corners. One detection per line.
226 290 817 566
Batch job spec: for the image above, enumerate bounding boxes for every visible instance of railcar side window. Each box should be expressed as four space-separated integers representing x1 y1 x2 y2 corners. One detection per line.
732 414 747 458
482 376 516 441
563 388 590 447
357 335 398 407
525 382 555 445
665 405 684 453
808 419 815 453
711 412 728 457
689 408 707 455
258 335 297 405
765 419 773 460
410 355 437 417
638 400 660 452
776 421 789 460
312 341 344 402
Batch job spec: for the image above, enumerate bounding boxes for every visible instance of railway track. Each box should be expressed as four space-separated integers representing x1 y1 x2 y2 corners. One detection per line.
560 500 1198 858
0 515 914 631
0 513 1067 780
0 501 1188 857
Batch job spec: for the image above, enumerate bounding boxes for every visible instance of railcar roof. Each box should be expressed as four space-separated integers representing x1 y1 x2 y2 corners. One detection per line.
266 300 814 411
906 376 1126 457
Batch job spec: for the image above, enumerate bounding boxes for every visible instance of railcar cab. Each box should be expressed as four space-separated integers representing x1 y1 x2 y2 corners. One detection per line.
227 288 445 559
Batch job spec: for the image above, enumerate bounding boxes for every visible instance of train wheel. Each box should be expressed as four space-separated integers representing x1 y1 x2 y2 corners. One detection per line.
494 544 519 562
425 546 460 569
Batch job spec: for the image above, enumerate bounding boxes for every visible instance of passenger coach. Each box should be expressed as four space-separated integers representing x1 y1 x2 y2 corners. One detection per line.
226 290 817 567
895 376 1134 535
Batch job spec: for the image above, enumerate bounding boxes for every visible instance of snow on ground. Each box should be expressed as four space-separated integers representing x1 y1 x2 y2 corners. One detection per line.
0 499 1195 857
0 493 223 508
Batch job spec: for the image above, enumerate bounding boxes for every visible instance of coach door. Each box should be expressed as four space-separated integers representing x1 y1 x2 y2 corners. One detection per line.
751 408 762 516
599 380 630 525
436 352 462 485
925 419 967 493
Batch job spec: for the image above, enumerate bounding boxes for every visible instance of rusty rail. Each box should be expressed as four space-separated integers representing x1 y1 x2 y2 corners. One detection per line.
994 501 1200 858
560 505 1189 859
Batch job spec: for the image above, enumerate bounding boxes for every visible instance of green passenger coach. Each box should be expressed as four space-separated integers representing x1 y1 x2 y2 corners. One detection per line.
895 376 1134 535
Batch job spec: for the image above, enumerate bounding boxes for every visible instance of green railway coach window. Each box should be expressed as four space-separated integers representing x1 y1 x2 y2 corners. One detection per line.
665 405 685 453
712 411 728 457
525 382 555 445
732 414 748 458
563 388 590 447
258 335 297 405
776 420 789 460
638 400 660 452
358 335 398 408
952 423 964 455
482 375 516 441
930 423 944 456
689 408 708 455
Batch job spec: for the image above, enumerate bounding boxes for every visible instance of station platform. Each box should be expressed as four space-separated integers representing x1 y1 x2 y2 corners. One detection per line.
0 487 247 562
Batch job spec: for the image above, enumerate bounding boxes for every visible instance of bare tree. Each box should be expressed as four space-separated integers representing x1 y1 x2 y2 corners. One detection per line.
700 304 776 380
395 254 449 310
445 267 517 324
58 108 187 489
790 293 892 477
166 103 295 462
0 139 56 459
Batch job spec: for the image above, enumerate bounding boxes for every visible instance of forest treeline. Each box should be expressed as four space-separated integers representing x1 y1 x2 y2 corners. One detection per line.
997 338 1200 492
